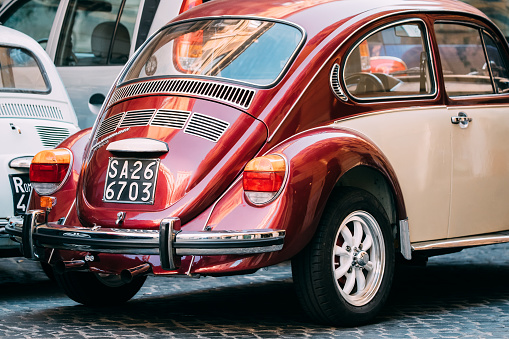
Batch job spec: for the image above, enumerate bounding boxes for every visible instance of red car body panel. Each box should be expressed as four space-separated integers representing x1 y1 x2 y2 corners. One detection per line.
77 96 267 228
23 0 501 277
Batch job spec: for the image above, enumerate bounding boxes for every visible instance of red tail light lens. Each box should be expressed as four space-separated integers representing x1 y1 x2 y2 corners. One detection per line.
30 163 69 183
243 155 286 205
30 149 72 195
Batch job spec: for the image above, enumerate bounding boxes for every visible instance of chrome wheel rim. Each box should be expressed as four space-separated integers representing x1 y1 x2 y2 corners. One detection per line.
332 210 385 306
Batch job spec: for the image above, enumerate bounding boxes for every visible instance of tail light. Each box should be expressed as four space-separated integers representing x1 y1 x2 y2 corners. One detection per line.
179 0 203 13
243 154 286 205
30 148 72 195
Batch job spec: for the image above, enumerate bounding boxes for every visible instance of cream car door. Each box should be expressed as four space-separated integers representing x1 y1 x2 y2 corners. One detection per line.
435 22 509 238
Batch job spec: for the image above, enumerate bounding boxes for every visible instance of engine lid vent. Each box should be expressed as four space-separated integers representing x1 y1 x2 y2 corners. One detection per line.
108 79 256 109
184 113 229 142
0 102 64 120
150 110 191 129
119 109 156 128
36 126 71 148
95 113 123 140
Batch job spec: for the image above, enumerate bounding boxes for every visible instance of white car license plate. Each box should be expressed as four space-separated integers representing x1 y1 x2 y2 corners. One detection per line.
103 158 160 204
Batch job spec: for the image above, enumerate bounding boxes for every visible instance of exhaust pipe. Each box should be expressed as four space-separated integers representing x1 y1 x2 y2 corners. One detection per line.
121 263 152 283
54 260 86 274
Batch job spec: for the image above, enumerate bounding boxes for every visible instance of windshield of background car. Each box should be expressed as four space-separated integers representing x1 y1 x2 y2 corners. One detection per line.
121 18 304 86
0 46 48 92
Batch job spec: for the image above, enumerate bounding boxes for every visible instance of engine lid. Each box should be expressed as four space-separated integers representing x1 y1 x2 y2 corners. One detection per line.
77 94 266 228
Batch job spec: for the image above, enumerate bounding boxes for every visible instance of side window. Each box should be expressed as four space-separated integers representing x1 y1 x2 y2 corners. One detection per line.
55 0 140 67
0 46 48 92
482 32 509 93
343 21 434 99
0 0 59 45
435 23 494 96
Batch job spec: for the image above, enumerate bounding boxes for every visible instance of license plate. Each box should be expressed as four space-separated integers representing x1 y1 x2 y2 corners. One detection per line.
103 158 160 204
8 174 32 215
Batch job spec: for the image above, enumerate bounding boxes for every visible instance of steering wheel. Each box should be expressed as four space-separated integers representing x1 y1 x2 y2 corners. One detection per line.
345 73 385 95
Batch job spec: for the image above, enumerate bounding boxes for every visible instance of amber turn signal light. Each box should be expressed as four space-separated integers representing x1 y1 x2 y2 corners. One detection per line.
40 196 57 209
243 154 286 204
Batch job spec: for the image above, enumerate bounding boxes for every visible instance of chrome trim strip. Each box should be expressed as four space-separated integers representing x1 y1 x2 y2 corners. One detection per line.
21 210 45 259
329 64 347 101
399 219 411 260
412 231 509 251
106 138 169 153
9 156 34 169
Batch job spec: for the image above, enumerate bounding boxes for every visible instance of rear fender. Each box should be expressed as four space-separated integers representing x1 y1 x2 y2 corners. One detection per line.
189 126 405 273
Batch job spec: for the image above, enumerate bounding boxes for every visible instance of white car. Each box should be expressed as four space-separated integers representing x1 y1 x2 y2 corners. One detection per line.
0 26 79 255
0 0 213 128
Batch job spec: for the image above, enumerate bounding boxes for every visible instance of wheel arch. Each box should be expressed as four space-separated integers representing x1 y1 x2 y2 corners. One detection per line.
335 165 398 231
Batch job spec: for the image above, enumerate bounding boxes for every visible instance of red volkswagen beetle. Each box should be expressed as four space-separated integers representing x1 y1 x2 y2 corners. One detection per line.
8 0 509 326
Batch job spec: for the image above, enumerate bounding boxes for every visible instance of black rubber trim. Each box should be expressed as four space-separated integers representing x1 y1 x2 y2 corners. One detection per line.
173 237 284 249
34 234 159 249
159 220 175 270
21 212 33 258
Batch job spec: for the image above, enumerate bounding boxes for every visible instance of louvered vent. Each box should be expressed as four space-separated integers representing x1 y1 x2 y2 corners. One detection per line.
151 110 191 129
330 64 347 101
95 113 123 140
0 103 64 120
36 126 71 148
119 109 156 128
184 113 229 142
108 79 256 109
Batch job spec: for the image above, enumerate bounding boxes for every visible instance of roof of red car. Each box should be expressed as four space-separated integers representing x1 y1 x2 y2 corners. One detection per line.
174 0 488 29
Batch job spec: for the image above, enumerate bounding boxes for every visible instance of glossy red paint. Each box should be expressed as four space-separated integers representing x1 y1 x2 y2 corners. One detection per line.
23 0 500 278
76 96 267 229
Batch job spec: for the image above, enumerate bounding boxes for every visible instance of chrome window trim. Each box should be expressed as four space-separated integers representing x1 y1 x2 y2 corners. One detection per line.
342 18 437 102
118 15 307 90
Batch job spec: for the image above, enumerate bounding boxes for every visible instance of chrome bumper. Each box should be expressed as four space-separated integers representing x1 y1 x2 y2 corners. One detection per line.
6 210 285 270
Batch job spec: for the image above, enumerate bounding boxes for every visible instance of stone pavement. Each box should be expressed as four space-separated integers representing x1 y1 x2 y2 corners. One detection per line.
0 243 508 338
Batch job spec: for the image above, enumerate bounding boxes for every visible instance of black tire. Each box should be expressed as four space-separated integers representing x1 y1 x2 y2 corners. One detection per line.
54 271 146 306
292 187 395 326
40 262 56 282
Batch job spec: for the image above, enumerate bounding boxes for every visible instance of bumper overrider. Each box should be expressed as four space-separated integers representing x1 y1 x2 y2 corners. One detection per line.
6 210 285 270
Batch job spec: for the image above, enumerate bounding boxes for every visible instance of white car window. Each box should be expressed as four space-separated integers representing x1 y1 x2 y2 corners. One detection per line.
0 46 48 92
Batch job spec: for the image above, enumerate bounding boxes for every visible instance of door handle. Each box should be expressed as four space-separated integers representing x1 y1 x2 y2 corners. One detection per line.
451 112 472 129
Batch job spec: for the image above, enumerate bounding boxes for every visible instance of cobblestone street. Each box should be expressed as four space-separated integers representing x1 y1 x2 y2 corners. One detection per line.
0 243 508 338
